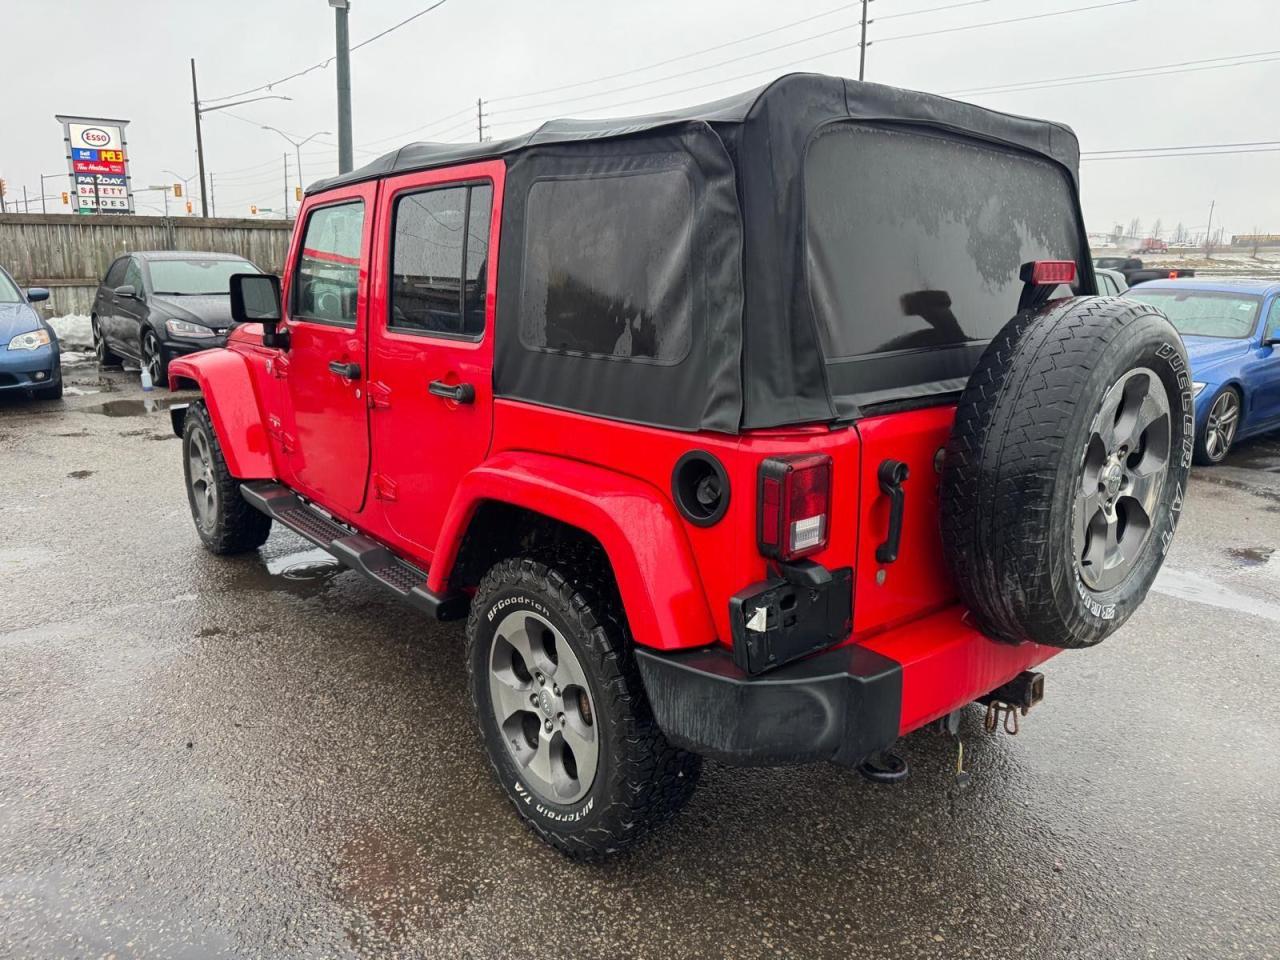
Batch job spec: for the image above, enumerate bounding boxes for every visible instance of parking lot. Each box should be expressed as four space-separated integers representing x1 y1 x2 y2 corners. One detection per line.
0 358 1275 958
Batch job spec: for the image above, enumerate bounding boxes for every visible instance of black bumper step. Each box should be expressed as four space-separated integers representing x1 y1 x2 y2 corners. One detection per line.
239 481 468 621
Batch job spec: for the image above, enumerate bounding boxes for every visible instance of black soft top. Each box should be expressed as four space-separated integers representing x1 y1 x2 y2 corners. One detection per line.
311 74 1084 433
311 74 1079 195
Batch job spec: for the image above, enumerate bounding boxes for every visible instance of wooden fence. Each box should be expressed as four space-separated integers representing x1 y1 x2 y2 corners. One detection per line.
0 213 294 316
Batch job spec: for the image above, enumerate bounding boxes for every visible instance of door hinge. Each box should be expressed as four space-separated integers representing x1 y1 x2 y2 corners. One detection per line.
373 473 399 502
266 355 289 379
367 380 392 409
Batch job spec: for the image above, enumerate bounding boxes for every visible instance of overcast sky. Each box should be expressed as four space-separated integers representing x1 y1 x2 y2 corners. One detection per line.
3 0 1276 238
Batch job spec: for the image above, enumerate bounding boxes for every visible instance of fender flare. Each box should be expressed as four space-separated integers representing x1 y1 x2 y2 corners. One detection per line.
429 451 717 652
169 350 274 480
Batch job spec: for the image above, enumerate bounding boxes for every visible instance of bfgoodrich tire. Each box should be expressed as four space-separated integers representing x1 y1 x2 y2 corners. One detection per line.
182 401 272 555
467 557 701 859
941 297 1193 649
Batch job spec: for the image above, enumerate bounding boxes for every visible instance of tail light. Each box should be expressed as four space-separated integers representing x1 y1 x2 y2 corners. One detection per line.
1028 260 1077 285
1168 270 1180 279
758 454 832 561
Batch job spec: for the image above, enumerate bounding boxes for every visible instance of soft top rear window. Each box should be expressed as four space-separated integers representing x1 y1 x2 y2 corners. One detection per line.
805 123 1082 404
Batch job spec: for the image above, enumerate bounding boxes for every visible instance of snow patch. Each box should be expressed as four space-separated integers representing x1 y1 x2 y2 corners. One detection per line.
47 314 93 352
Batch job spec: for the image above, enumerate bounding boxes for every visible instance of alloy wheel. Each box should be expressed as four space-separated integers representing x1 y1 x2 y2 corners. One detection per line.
143 332 162 385
1074 367 1171 593
187 427 218 533
488 610 599 805
1203 390 1240 462
93 321 106 363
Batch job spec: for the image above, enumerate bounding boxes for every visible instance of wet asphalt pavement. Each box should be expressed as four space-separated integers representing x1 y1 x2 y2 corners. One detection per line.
1 356 1278 960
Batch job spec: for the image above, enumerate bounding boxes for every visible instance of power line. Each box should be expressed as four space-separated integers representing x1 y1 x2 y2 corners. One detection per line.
203 0 452 104
1082 139 1280 155
490 0 1139 123
947 49 1280 95
489 2 862 104
1081 146 1280 161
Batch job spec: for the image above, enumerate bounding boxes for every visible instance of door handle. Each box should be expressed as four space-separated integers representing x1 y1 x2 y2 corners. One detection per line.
328 360 361 379
428 380 475 404
875 459 910 564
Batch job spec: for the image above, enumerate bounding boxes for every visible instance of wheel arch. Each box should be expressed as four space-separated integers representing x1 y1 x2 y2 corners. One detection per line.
168 350 273 480
431 452 717 652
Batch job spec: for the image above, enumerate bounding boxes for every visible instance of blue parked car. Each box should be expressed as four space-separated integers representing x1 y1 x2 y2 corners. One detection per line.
1125 278 1280 465
0 265 61 400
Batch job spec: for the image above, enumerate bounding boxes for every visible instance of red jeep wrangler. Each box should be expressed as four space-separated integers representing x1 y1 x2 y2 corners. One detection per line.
171 74 1191 859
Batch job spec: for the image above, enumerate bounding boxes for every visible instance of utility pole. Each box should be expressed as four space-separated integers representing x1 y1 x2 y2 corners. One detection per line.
22 186 29 214
190 60 290 218
38 173 63 214
209 173 217 218
477 98 486 142
858 0 872 81
192 59 209 217
1204 199 1216 258
332 0 353 174
283 153 290 220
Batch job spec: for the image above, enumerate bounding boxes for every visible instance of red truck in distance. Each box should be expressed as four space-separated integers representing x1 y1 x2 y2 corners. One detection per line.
169 74 1191 859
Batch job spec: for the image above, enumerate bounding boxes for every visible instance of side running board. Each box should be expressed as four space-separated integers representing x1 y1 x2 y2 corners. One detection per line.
239 480 469 621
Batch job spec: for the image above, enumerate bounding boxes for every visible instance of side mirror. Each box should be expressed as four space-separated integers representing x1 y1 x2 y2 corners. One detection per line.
26 287 50 303
229 273 289 349
114 284 137 299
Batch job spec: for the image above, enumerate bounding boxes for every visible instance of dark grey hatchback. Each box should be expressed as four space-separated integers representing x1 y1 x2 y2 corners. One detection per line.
91 251 261 388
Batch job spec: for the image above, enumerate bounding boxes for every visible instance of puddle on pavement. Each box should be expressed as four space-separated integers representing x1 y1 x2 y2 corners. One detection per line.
265 547 341 581
1152 567 1280 623
1227 546 1275 567
87 396 184 417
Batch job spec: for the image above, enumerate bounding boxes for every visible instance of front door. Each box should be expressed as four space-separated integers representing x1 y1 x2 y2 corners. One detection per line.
1250 296 1280 428
277 183 377 514
116 257 147 358
367 161 503 557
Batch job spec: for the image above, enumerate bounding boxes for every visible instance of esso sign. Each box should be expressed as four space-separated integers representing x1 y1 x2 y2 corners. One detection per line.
81 128 112 146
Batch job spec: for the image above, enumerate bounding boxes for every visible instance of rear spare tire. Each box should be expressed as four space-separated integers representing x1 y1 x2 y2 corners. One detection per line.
941 297 1192 649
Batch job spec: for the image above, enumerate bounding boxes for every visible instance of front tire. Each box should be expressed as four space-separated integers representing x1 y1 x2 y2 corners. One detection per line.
142 329 169 390
467 557 700 859
1194 386 1240 465
182 401 272 555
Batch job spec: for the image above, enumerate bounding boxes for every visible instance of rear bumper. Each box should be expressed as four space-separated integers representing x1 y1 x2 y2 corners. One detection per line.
636 605 1060 767
636 642 901 767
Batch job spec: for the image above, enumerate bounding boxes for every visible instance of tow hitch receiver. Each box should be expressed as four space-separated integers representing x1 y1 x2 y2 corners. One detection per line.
977 671 1045 735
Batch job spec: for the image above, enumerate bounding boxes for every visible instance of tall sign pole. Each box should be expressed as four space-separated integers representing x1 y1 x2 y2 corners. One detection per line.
332 0 353 174
191 59 209 218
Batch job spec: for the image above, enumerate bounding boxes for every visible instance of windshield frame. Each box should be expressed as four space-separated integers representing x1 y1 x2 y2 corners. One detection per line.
145 257 259 296
1126 288 1263 340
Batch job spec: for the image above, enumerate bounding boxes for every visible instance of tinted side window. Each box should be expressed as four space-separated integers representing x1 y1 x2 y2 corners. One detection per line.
519 169 693 363
104 258 128 288
389 183 491 337
294 201 364 325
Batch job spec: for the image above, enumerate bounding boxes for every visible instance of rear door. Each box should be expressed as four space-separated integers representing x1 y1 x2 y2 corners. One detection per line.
277 183 377 514
367 160 502 557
